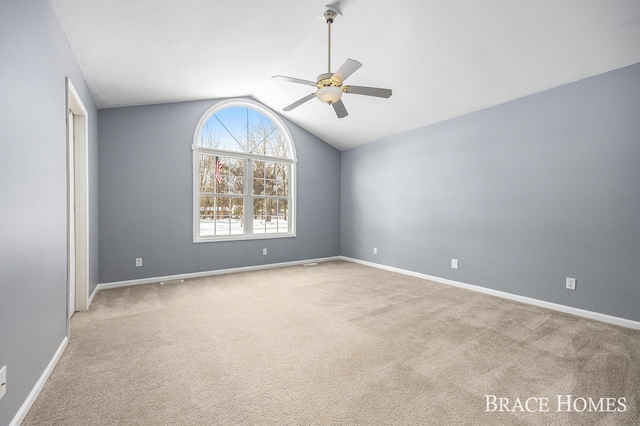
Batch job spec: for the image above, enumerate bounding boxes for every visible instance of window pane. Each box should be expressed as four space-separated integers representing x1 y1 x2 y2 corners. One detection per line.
264 179 276 196
253 198 265 234
216 157 227 194
216 196 229 211
264 162 276 179
277 199 288 232
262 129 288 158
201 155 244 195
216 212 230 235
228 176 243 194
229 158 244 177
253 197 265 215
263 162 276 196
201 108 249 152
274 163 283 178
253 217 265 234
230 198 244 235
200 196 246 237
266 198 277 215
198 107 291 158
276 178 287 196
216 197 230 234
253 178 265 196
199 154 216 193
198 118 237 150
199 196 215 236
253 160 265 178
263 130 288 157
247 112 286 157
275 163 288 196
214 176 227 194
265 198 278 234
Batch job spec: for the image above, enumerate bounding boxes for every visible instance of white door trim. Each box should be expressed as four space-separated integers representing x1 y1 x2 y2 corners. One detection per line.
66 78 89 326
68 109 76 318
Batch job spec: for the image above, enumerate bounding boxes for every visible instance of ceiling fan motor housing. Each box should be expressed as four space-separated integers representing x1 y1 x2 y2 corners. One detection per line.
317 72 341 88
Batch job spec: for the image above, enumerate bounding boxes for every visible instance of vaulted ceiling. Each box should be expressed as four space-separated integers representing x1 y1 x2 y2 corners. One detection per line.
52 0 640 150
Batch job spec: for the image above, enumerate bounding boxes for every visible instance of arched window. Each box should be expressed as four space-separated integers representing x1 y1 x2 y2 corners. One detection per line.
193 99 296 241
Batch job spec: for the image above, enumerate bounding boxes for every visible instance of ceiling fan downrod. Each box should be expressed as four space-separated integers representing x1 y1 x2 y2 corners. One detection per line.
324 9 338 73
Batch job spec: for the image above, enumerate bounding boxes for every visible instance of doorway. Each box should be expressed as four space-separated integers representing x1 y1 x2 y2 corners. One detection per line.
66 78 89 331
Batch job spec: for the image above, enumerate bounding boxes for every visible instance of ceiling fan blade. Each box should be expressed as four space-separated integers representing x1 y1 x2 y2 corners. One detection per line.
283 93 316 111
332 99 348 118
343 85 392 98
332 59 362 83
272 75 316 86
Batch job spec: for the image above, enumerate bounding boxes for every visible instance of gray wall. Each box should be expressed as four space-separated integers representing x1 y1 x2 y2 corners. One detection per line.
98 100 340 283
0 0 99 424
341 62 640 322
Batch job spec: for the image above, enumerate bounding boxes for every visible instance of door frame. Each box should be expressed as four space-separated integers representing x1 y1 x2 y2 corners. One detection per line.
66 78 89 332
68 108 76 318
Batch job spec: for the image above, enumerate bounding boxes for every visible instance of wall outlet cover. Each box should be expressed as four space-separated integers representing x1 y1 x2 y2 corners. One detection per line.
566 277 577 290
451 259 459 269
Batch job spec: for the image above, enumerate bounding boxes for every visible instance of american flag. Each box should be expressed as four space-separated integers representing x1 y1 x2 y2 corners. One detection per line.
214 156 223 184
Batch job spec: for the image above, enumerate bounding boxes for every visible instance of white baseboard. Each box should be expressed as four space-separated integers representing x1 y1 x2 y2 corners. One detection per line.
88 283 99 306
10 337 68 426
341 256 640 330
92 256 342 302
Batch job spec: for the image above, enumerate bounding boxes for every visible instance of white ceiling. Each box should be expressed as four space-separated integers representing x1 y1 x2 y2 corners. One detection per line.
52 0 640 150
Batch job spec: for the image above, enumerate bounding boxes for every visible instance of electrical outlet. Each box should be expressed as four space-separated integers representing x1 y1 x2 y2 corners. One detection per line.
135 258 142 267
262 248 267 256
566 277 576 290
0 365 6 400
451 259 459 269
373 247 378 255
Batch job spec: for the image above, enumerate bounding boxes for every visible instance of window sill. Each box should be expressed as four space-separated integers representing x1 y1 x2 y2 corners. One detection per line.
193 232 296 243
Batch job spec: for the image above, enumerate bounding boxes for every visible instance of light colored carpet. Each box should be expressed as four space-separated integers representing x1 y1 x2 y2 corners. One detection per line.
24 260 640 425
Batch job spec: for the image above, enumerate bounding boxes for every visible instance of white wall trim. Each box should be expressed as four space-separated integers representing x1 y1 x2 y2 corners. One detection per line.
91 256 341 301
10 337 68 426
88 283 99 307
341 256 640 330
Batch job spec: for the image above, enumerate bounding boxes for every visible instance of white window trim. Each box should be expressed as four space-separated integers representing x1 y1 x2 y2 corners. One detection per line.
192 98 297 243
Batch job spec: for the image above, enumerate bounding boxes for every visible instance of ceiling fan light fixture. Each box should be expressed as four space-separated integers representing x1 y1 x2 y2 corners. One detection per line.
316 86 342 104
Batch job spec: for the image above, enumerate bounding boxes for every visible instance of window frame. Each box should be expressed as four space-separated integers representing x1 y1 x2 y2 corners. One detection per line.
192 99 297 242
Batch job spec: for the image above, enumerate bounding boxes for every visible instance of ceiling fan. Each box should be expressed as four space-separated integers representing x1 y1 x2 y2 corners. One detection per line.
272 7 392 118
